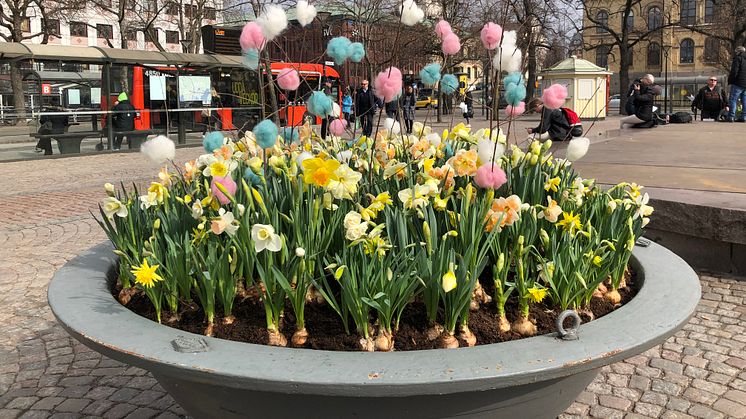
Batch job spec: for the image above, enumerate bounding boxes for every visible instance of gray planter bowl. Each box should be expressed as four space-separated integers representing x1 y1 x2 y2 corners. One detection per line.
48 241 700 419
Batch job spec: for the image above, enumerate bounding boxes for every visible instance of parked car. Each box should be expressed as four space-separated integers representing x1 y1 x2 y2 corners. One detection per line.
608 94 620 109
415 88 438 109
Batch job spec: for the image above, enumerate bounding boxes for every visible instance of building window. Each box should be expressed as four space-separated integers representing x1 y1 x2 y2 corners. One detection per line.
165 2 178 14
166 30 179 44
596 45 610 67
680 0 696 25
184 4 198 18
626 10 634 30
648 42 661 66
704 37 719 62
43 19 61 36
124 29 138 41
20 17 31 32
145 28 158 43
205 7 216 20
97 24 113 39
596 10 609 33
680 38 694 63
704 0 714 23
647 6 662 30
648 42 661 67
70 21 88 37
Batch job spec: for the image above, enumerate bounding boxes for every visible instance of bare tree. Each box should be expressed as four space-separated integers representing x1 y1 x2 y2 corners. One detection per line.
675 0 746 72
565 0 677 113
0 0 54 123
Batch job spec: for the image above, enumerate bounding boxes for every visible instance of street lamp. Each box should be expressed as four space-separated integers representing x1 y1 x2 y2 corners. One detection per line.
662 45 671 114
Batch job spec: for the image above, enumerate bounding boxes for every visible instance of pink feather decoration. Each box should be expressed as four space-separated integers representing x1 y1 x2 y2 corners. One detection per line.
329 119 347 137
277 68 300 90
240 22 265 51
542 84 568 109
474 164 507 190
435 20 452 39
374 67 403 103
505 101 525 116
441 32 461 55
480 22 502 50
211 175 237 205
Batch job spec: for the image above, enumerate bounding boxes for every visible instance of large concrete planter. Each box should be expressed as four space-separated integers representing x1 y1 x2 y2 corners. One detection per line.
48 241 700 419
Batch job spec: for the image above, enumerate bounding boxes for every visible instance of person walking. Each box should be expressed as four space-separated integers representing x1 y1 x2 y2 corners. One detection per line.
112 92 136 150
342 87 353 126
400 85 416 134
725 46 746 122
463 87 474 125
620 74 657 128
692 76 728 120
320 80 333 139
355 80 376 137
525 98 570 141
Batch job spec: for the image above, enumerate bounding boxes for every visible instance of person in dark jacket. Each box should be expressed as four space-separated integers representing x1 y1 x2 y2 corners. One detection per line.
525 98 570 141
400 86 416 134
620 74 657 128
625 78 642 116
320 80 333 139
36 104 70 155
355 80 377 137
385 97 398 119
463 88 474 125
692 76 728 120
112 92 136 150
725 46 746 122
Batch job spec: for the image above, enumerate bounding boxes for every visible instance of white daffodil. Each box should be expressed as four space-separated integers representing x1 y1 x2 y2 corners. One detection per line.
102 197 128 219
104 183 116 197
251 223 282 252
139 192 158 210
191 200 204 219
383 161 407 179
397 184 430 210
634 193 654 219
476 136 505 165
343 211 369 241
211 208 239 236
326 164 362 200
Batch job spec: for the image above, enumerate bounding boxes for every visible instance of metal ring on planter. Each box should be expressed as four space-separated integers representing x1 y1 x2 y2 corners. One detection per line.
556 310 582 340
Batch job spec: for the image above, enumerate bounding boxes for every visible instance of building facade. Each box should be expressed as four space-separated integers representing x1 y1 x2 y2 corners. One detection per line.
583 0 727 97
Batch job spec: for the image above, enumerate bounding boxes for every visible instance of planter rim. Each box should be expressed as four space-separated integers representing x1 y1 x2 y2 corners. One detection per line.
48 240 700 397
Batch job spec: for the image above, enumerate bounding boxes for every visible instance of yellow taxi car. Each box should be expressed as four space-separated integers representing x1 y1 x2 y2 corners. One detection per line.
415 89 438 109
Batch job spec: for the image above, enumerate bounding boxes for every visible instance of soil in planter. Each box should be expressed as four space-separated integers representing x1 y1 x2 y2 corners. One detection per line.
119 269 637 351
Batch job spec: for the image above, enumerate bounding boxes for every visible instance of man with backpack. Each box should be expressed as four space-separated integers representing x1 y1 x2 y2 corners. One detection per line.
111 92 136 150
692 76 728 120
526 98 580 141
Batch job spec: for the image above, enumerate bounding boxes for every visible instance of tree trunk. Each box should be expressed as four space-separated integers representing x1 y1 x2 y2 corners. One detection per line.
526 41 537 99
9 61 27 125
618 46 630 116
262 49 279 124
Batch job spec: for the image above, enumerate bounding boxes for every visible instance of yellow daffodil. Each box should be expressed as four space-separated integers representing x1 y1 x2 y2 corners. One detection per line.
130 259 164 288
102 197 128 219
628 183 643 199
158 167 172 187
322 192 338 211
422 157 435 173
368 192 393 212
326 164 362 200
251 223 282 252
528 287 548 303
544 177 561 193
302 157 340 187
433 194 449 211
592 255 603 267
363 236 391 258
556 211 582 235
442 265 457 293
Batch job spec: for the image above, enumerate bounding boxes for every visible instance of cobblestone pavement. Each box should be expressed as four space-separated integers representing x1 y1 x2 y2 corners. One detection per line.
1 148 745 419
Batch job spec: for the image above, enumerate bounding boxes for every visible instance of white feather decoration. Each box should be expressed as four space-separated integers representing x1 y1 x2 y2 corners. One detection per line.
140 135 175 163
257 4 288 41
566 137 590 161
295 0 317 27
400 0 424 26
492 30 522 73
384 118 401 134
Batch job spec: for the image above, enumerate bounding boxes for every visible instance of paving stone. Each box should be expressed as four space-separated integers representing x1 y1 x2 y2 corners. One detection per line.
690 378 728 395
688 403 725 419
590 405 625 419
565 402 589 416
30 396 65 410
712 398 746 418
634 402 664 417
103 403 138 419
630 376 651 391
598 395 632 411
661 411 695 419
124 407 160 419
108 387 142 403
19 411 54 419
683 387 719 405
652 378 682 396
55 397 91 412
6 396 40 410
666 396 691 412
81 399 115 416
640 390 668 406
